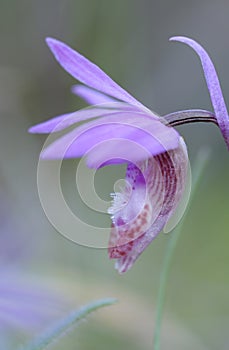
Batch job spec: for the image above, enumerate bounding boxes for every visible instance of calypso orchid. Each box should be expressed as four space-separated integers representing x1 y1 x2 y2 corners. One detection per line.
30 36 228 273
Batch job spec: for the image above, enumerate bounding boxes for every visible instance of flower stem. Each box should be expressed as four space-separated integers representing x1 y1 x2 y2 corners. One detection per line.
153 148 211 350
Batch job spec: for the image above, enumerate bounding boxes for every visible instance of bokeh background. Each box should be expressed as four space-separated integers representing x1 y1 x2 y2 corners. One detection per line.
1 0 229 349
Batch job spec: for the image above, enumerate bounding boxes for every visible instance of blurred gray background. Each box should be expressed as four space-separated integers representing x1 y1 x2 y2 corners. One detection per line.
1 0 229 349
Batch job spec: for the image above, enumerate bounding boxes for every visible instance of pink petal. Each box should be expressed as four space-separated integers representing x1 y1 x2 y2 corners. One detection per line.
85 138 152 168
40 112 180 165
29 107 128 133
170 36 229 148
71 84 116 105
46 38 143 108
108 138 188 273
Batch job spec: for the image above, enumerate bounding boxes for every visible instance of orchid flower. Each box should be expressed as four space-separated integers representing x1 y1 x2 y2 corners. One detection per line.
30 36 227 273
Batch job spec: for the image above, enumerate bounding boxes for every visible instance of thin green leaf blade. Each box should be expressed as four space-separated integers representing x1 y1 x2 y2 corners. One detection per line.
20 298 117 350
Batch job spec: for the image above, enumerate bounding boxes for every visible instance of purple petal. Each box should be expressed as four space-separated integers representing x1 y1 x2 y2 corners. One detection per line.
108 138 188 273
71 84 116 105
170 36 229 148
46 38 143 107
40 112 180 166
0 272 68 330
29 103 149 134
29 107 126 133
85 138 152 168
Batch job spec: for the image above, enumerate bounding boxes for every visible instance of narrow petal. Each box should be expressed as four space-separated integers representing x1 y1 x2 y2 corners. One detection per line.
40 112 180 166
71 84 116 105
46 38 143 107
29 107 128 133
170 36 229 148
108 138 188 273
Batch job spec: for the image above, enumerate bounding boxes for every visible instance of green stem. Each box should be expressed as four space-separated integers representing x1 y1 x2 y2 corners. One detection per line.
153 149 210 350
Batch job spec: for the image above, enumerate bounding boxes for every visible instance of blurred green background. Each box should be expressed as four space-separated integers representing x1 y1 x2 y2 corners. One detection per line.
1 0 229 349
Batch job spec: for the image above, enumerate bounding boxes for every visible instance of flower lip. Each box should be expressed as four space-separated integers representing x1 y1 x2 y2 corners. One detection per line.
108 137 188 273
